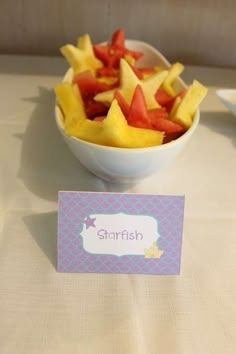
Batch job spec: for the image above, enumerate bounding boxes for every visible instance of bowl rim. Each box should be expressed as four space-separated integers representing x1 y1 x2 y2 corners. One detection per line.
216 88 236 102
55 39 200 153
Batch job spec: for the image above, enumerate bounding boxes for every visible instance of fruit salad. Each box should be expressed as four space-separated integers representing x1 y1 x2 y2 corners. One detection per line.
54 28 208 148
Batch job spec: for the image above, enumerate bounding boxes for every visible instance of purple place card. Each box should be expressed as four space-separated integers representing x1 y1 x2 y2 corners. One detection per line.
57 191 185 274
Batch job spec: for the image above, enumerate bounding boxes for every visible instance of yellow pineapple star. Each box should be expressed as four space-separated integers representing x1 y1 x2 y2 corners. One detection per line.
101 99 164 148
94 58 168 109
162 62 184 97
54 81 87 131
60 34 103 76
64 99 164 148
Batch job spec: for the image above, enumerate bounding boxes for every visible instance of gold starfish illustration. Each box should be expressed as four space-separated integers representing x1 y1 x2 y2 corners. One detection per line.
144 241 164 258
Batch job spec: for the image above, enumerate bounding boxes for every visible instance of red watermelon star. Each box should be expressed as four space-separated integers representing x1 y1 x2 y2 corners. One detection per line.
93 28 143 78
114 84 185 141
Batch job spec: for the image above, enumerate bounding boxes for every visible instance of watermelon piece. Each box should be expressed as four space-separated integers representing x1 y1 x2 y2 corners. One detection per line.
155 88 174 106
93 28 143 76
163 132 183 144
114 90 130 118
126 85 152 129
151 117 185 134
85 99 108 119
130 64 155 79
73 70 112 97
148 107 168 121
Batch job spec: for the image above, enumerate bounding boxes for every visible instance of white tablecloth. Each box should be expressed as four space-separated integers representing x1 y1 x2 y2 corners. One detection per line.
0 55 236 354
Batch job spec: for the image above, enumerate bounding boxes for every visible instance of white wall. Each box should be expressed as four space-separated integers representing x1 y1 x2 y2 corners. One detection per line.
0 0 235 67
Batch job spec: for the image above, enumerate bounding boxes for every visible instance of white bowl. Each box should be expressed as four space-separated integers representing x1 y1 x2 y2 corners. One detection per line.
216 89 236 116
55 40 200 184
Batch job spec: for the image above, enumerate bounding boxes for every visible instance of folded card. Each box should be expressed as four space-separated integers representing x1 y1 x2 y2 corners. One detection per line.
57 191 184 274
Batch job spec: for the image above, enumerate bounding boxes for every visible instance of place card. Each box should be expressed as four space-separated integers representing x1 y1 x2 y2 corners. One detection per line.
57 191 185 274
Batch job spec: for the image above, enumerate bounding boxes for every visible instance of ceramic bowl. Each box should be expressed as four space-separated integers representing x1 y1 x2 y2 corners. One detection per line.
55 40 200 184
216 89 236 116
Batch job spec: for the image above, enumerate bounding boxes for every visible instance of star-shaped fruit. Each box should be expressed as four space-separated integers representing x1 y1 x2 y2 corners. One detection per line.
64 99 164 148
115 85 183 137
93 28 143 71
60 34 103 76
162 62 184 97
65 118 104 145
54 81 87 130
100 99 164 148
94 59 168 109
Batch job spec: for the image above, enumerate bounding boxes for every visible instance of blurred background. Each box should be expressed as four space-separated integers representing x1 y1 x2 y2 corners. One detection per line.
0 0 235 68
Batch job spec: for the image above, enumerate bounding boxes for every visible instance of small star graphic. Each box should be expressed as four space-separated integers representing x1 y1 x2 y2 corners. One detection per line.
84 216 96 229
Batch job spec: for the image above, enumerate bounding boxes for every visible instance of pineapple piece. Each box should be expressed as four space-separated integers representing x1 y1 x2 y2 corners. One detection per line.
162 62 184 97
96 76 118 86
169 96 182 119
60 34 103 76
171 80 208 129
54 82 86 129
66 119 106 145
95 58 168 109
124 54 136 65
154 66 165 73
60 98 164 148
101 99 164 148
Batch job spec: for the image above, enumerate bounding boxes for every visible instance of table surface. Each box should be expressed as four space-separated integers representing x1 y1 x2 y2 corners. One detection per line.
1 54 236 354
